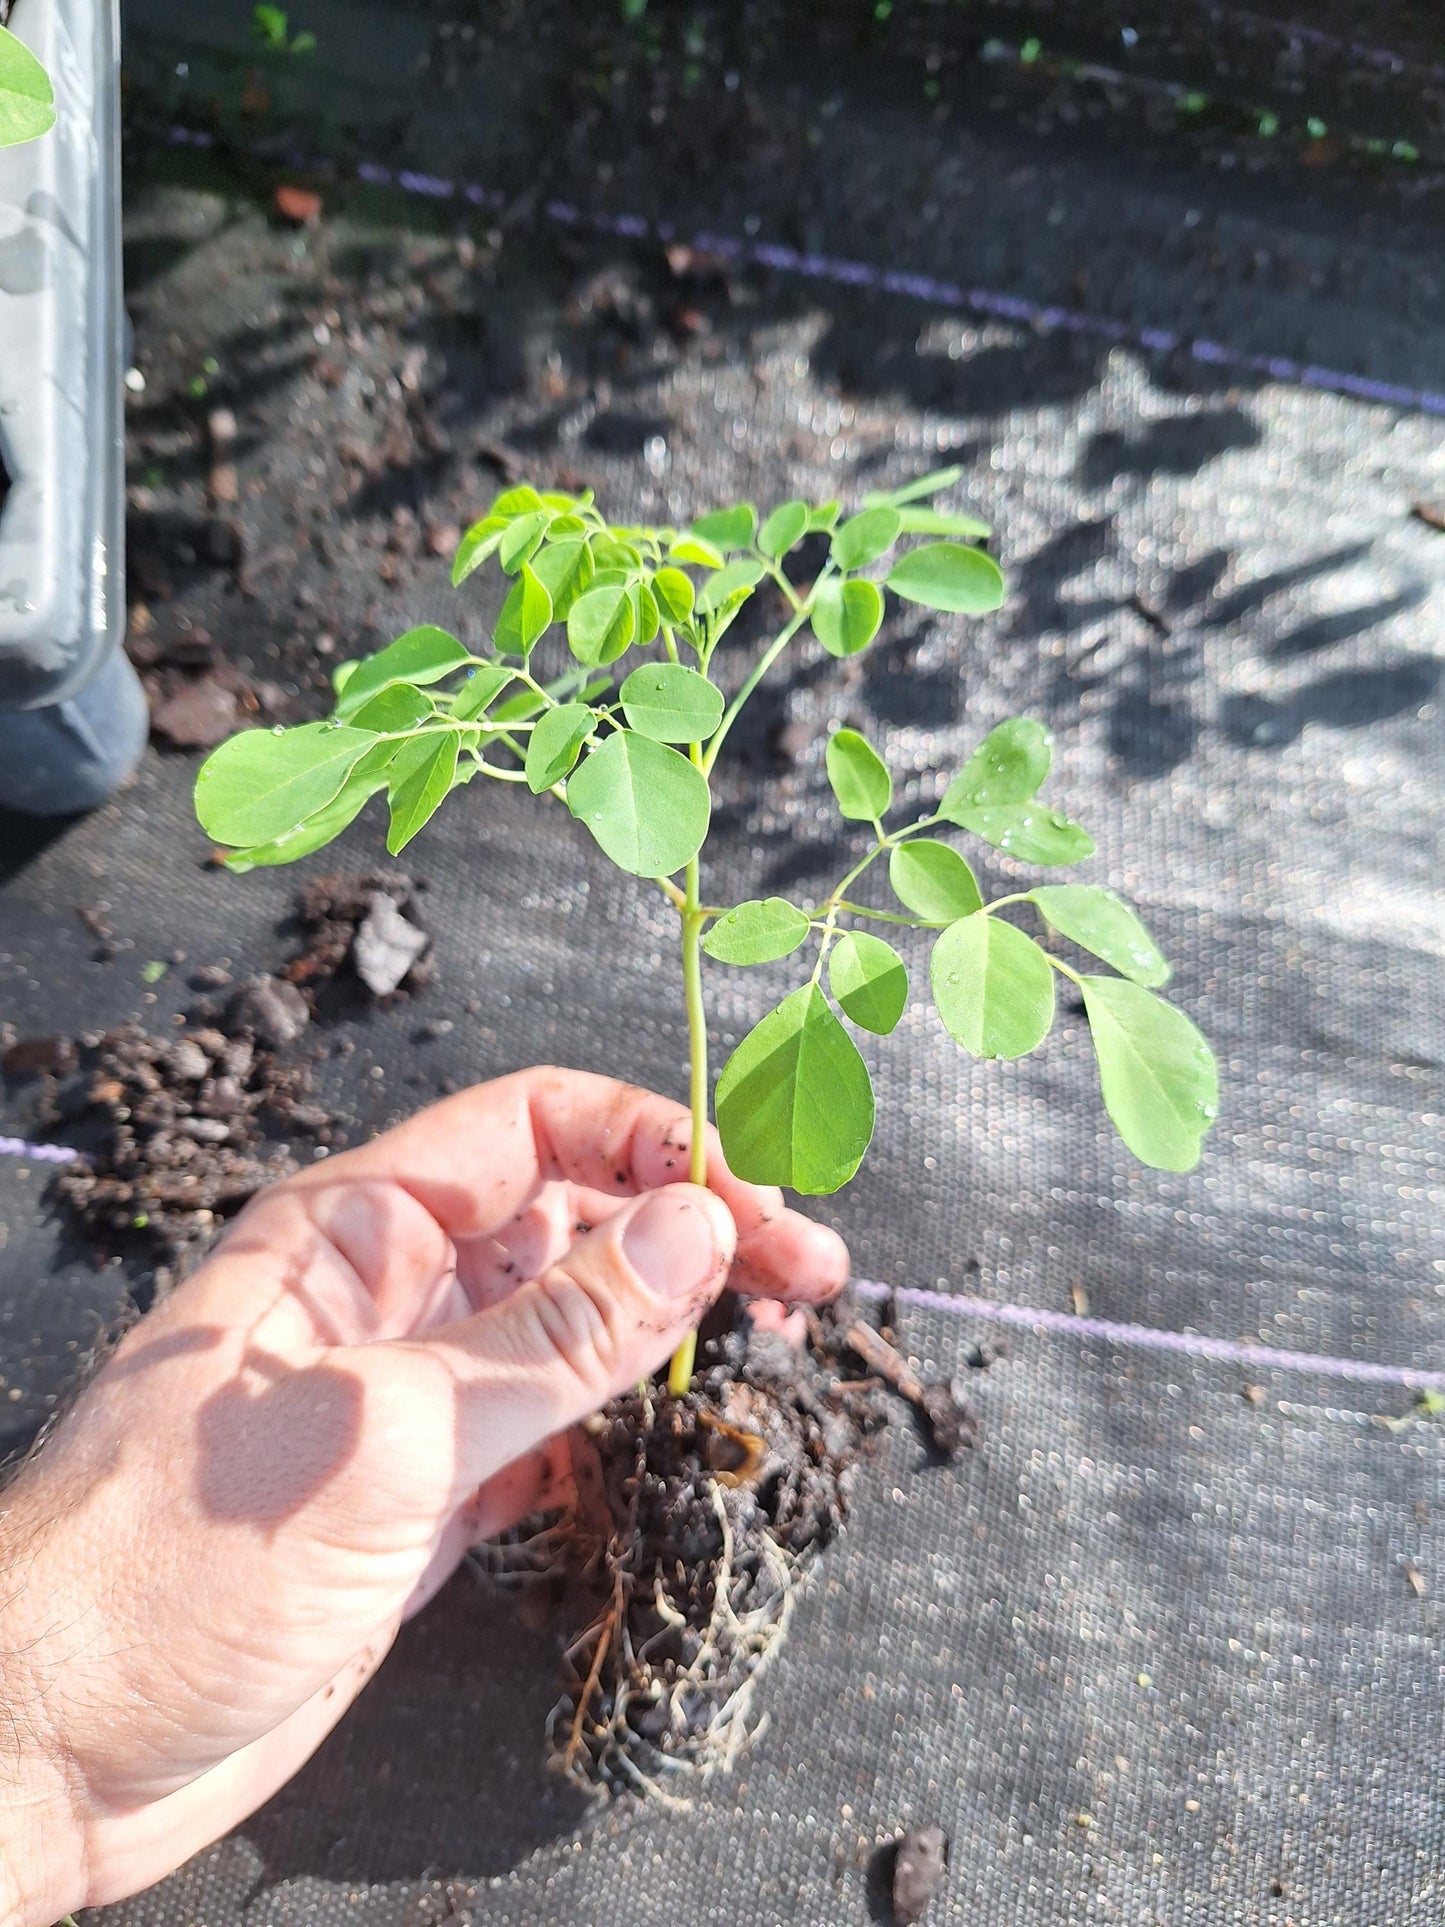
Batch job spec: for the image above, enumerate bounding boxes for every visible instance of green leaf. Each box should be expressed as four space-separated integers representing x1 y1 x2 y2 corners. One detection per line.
525 703 593 793
861 465 965 508
829 932 908 1035
222 749 393 871
826 728 892 822
830 507 902 572
697 556 766 615
494 563 553 656
652 566 696 623
630 578 661 647
807 501 841 531
620 664 724 743
703 897 811 965
386 733 460 854
888 840 982 921
451 662 516 721
887 542 1006 614
344 683 435 733
490 484 546 517
895 506 992 540
529 536 594 619
939 718 1052 816
591 534 644 573
452 515 509 586
498 511 551 574
0 26 56 147
758 500 810 559
567 730 711 876
1080 977 1218 1171
196 723 378 847
690 503 757 552
331 660 360 696
953 803 1095 867
1030 886 1170 988
810 578 884 658
666 534 725 570
567 583 636 666
334 626 471 718
930 915 1055 1059
715 984 875 1194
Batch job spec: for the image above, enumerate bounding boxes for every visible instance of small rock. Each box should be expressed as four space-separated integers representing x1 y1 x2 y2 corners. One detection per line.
208 461 240 507
176 1116 232 1144
226 976 310 1049
274 184 323 225
150 677 241 749
162 1040 211 1084
353 894 430 996
189 964 234 991
892 1824 948 1924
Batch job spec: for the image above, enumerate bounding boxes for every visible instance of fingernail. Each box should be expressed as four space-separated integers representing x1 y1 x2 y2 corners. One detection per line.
622 1190 727 1301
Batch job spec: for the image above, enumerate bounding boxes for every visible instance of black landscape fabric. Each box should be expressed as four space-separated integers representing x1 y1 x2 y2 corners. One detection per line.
2 2 1444 1920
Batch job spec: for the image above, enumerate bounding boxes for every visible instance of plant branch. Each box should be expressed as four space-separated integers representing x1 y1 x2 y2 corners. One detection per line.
701 599 816 777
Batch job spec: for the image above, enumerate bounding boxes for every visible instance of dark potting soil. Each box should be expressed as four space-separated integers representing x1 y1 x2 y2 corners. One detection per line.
47 1009 325 1285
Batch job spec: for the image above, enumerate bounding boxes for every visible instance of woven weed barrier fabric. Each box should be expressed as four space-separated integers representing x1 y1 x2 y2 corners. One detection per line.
3 3 1444 1920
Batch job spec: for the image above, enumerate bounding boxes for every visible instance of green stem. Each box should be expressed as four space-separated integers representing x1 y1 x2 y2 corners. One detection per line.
667 747 711 1397
702 601 815 777
827 899 948 928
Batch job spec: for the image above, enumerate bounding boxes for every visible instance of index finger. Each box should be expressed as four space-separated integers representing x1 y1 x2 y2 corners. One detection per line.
300 1065 849 1301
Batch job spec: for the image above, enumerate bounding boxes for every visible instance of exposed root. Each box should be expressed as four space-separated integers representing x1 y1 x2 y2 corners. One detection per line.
478 1306 905 1794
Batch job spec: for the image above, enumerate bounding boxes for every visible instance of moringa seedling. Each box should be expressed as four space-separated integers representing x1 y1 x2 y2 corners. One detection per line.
195 472 1218 1390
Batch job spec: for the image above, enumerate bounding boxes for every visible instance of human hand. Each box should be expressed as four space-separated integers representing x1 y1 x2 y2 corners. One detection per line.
0 1068 848 1926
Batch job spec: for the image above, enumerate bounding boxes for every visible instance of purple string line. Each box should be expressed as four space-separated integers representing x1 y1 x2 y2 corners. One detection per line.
1204 5 1445 85
0 1136 77 1164
852 1279 1445 1394
0 1133 1433 1391
159 124 1445 420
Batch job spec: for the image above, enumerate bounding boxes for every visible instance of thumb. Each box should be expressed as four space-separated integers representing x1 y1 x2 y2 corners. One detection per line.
410 1184 735 1493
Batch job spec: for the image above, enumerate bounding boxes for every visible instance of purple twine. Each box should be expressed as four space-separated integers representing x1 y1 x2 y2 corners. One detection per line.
852 1279 1445 1394
162 127 1445 420
1205 5 1445 85
0 1136 78 1165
